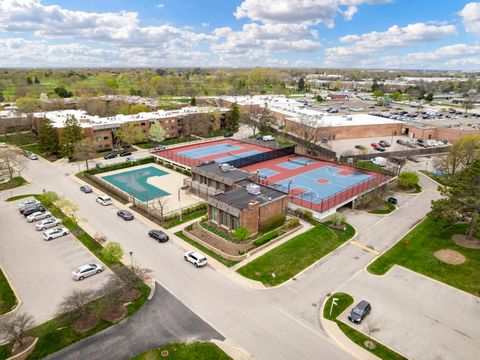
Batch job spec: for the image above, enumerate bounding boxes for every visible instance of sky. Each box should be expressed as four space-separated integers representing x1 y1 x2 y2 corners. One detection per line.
0 0 479 69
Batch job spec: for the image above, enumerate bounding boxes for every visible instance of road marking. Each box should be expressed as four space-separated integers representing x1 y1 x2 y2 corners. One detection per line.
349 241 380 255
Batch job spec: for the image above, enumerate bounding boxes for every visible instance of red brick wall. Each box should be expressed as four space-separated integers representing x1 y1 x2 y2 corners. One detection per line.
258 197 288 226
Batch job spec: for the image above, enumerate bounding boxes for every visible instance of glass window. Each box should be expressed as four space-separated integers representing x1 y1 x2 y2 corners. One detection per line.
211 207 218 222
221 211 228 226
231 216 239 230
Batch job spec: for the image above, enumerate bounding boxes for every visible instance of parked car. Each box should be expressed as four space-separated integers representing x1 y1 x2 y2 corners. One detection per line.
80 185 92 193
0 142 7 148
374 146 385 152
184 251 207 267
72 263 103 281
125 156 135 162
262 135 274 141
26 152 38 160
387 197 398 205
96 195 112 206
354 145 366 150
389 156 405 164
104 152 117 160
405 141 416 148
43 227 69 241
119 150 132 157
223 132 234 137
378 140 390 147
35 218 61 231
151 145 166 151
370 143 378 148
416 139 428 148
407 156 419 163
27 211 51 222
371 157 386 167
431 171 447 176
148 229 169 243
117 209 134 221
255 134 263 140
22 205 46 216
95 163 105 169
348 300 371 324
18 199 40 210
396 139 407 145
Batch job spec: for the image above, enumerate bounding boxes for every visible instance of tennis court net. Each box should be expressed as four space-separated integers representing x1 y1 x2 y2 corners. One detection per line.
288 157 314 166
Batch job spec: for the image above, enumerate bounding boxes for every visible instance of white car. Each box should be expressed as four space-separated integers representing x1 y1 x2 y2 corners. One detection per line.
26 152 38 160
27 211 51 222
72 263 103 281
43 227 69 241
0 142 7 148
262 135 274 141
35 218 61 231
18 199 40 209
184 251 207 268
96 195 112 206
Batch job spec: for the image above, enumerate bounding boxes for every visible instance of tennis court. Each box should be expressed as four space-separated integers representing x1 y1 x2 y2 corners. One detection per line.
244 155 390 212
154 139 272 167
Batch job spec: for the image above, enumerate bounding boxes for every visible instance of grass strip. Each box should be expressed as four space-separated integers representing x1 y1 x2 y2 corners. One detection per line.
4 193 36 202
367 201 396 215
132 342 232 360
0 268 17 315
0 176 27 191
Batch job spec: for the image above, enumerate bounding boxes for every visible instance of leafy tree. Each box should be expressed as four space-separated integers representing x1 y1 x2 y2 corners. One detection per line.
330 212 346 226
34 76 40 84
316 95 323 102
233 227 250 241
60 115 83 158
26 76 32 85
37 118 59 155
425 93 434 102
116 122 147 147
0 313 34 348
190 97 197 106
437 135 480 174
0 90 4 102
16 97 40 114
226 103 240 132
297 77 305 92
258 107 275 133
101 242 124 263
74 138 96 170
148 120 166 143
372 91 384 98
429 160 480 240
41 191 60 206
54 197 79 222
128 104 149 114
54 86 73 98
397 171 419 189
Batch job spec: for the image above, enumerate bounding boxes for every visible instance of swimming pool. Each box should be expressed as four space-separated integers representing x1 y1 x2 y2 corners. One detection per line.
101 166 170 202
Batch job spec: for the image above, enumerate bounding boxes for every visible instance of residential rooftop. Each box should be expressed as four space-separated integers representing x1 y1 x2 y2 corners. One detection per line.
192 162 253 186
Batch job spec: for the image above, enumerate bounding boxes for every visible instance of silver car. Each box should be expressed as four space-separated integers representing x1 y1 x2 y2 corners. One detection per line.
72 263 103 281
43 227 69 241
18 199 40 211
35 218 61 231
27 211 51 222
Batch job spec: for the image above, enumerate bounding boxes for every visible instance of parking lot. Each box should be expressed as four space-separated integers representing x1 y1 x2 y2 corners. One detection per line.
340 267 480 360
0 197 112 325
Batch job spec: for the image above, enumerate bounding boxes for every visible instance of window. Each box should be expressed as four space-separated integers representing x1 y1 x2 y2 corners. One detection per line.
221 211 228 226
103 136 109 140
141 122 146 126
209 178 214 187
231 216 239 230
211 207 218 222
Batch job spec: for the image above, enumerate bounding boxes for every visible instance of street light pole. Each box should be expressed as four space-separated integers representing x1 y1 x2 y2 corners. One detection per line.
129 251 134 269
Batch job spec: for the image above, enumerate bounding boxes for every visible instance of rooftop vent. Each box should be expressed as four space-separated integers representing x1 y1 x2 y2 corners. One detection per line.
219 163 231 172
246 183 261 195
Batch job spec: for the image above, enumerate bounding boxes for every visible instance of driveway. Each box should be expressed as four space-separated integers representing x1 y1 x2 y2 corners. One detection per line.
46 282 224 360
0 197 112 325
340 267 480 360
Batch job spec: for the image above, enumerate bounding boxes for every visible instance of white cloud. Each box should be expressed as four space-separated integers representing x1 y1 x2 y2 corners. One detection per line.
459 2 480 35
156 3 164 8
234 0 390 27
324 22 457 65
201 22 210 28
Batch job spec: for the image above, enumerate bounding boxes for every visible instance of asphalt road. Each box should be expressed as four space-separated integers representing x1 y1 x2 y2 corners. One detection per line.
45 282 224 360
9 156 477 360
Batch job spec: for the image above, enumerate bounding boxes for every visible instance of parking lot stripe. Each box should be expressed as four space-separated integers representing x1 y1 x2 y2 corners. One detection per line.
349 240 380 255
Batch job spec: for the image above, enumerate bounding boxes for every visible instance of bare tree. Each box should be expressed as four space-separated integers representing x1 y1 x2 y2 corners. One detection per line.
151 197 168 221
365 319 380 349
93 232 108 246
110 264 152 291
57 289 97 320
0 313 35 347
241 108 261 136
0 148 27 180
73 138 97 171
290 115 331 154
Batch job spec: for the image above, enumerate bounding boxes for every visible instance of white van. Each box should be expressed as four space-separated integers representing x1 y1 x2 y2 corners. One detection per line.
262 135 274 141
96 195 112 206
371 157 387 167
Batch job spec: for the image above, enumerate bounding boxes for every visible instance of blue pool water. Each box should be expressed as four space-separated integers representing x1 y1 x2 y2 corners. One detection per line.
101 166 170 202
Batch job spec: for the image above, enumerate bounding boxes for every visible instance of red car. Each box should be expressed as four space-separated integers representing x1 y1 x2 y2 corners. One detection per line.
370 143 378 148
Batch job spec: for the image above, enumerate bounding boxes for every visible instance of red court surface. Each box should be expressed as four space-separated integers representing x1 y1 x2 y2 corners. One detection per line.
153 139 272 167
243 155 392 213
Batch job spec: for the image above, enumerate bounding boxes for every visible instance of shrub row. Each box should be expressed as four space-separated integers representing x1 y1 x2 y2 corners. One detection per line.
200 221 232 241
253 230 279 247
259 214 286 233
86 157 155 175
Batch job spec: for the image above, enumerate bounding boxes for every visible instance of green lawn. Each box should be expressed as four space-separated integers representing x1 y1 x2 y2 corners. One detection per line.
164 209 206 229
132 342 232 360
5 193 36 202
368 201 396 215
354 161 389 173
136 136 197 149
237 222 355 286
0 268 17 315
0 132 36 146
0 176 27 191
419 170 448 186
324 293 406 360
175 231 238 268
368 218 480 296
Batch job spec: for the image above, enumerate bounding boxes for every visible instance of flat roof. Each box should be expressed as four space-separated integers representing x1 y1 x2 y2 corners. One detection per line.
192 163 252 185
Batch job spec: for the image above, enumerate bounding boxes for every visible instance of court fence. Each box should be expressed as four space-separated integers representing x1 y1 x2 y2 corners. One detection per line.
257 169 393 214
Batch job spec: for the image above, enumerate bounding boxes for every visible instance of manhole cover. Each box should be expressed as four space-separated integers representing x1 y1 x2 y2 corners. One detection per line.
161 350 169 357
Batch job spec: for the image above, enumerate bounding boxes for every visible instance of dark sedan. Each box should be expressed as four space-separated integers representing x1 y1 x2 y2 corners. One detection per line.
80 185 93 193
374 146 385 152
148 229 169 243
348 300 371 324
104 152 117 160
22 205 46 216
119 150 132 157
117 210 134 221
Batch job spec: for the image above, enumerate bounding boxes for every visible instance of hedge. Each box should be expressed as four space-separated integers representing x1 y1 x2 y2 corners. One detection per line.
86 157 155 175
259 214 286 233
254 230 279 247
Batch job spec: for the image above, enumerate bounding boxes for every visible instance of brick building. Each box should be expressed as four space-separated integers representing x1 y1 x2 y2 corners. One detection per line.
207 181 288 235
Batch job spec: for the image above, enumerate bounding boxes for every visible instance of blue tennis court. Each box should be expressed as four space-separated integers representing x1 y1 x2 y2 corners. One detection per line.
101 166 170 202
257 168 279 178
177 143 241 159
276 166 372 203
276 161 304 170
215 150 262 163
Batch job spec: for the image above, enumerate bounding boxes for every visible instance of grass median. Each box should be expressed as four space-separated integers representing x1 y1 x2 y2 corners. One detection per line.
368 217 480 296
0 268 17 315
324 293 406 360
132 342 232 360
237 222 355 286
367 201 396 215
0 176 27 191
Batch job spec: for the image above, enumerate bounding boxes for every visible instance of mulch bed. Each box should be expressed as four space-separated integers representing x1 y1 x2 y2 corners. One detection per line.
74 314 100 333
434 249 466 265
452 234 480 249
101 305 127 322
121 288 141 301
11 336 35 356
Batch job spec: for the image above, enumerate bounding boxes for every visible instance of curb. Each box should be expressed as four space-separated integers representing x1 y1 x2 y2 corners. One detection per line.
0 265 22 320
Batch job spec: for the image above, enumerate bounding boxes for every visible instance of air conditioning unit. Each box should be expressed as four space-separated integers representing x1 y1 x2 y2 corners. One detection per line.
246 183 261 195
220 163 230 172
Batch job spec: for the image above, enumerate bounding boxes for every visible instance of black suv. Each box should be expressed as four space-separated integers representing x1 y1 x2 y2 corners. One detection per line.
348 300 371 324
119 150 132 157
148 230 169 243
22 205 46 217
104 152 117 159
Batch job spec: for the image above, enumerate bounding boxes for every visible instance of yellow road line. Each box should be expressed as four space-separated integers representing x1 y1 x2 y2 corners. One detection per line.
350 241 380 255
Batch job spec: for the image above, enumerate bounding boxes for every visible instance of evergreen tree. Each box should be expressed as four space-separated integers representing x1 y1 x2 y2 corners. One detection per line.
190 97 197 106
226 103 240 132
34 76 40 84
60 115 83 158
297 77 305 92
26 77 32 85
37 118 59 155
